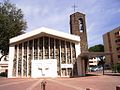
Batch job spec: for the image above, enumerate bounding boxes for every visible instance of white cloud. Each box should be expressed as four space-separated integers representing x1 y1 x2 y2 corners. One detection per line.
1 0 120 46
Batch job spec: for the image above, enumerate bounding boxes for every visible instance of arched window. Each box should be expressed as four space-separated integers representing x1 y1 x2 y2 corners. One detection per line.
79 18 84 32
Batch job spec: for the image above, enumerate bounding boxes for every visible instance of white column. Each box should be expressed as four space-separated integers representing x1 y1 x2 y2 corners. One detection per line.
70 43 73 63
38 38 39 60
59 40 62 76
48 37 50 59
27 41 29 77
70 42 73 76
8 45 15 78
21 43 24 77
54 39 56 59
75 43 81 58
65 41 68 76
16 45 19 77
65 41 67 64
33 39 34 60
43 37 45 59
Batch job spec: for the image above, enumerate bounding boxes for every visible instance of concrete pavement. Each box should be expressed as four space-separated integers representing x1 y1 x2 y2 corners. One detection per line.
0 75 120 90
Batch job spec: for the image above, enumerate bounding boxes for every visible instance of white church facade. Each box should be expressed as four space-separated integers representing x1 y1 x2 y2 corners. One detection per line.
8 27 81 78
8 12 88 78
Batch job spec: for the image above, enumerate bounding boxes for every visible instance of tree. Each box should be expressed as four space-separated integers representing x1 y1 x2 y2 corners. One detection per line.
0 0 27 60
89 44 105 74
89 44 104 52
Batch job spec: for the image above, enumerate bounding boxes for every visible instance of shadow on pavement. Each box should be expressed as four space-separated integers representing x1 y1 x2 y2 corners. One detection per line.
104 73 120 76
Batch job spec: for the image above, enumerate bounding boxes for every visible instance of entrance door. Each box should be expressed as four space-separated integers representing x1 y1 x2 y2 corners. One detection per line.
61 64 73 77
61 68 73 77
61 68 67 76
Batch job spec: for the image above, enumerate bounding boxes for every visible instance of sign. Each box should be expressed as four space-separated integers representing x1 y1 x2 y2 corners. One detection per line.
31 59 57 78
61 64 73 68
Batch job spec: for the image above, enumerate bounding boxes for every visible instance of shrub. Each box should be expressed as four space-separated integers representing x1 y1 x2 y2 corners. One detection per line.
116 63 120 73
0 72 7 77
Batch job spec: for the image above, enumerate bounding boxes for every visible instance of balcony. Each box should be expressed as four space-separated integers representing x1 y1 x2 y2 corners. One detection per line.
115 31 120 37
116 47 120 52
115 39 120 45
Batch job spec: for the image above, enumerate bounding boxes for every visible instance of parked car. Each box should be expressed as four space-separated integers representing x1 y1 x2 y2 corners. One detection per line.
88 66 103 72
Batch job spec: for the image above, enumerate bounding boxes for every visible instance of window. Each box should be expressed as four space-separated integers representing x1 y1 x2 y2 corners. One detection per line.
44 37 49 59
118 55 120 58
89 61 93 63
34 39 38 60
116 47 120 51
79 18 84 32
50 38 54 59
39 37 43 59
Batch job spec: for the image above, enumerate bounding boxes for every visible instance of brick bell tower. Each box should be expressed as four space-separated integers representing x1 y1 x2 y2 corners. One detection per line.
70 12 88 76
70 12 88 53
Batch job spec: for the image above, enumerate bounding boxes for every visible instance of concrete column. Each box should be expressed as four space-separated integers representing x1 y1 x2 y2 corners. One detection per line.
70 42 73 76
48 37 50 59
59 40 62 76
70 43 73 63
38 38 39 60
65 41 67 64
65 41 68 76
8 45 15 78
16 45 19 77
77 56 85 76
75 43 81 58
54 38 56 59
32 39 34 60
43 37 45 59
27 41 29 77
21 43 24 77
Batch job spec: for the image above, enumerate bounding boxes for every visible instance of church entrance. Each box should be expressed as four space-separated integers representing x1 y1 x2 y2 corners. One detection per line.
31 59 57 78
61 68 73 77
61 64 73 77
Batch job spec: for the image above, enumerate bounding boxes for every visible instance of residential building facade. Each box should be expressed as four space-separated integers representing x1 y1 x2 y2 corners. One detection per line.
103 26 120 66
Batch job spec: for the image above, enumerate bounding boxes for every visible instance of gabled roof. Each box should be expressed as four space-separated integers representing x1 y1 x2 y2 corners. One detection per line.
10 27 80 44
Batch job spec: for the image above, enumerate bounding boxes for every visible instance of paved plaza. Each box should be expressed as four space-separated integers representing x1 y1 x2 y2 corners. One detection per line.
0 74 120 90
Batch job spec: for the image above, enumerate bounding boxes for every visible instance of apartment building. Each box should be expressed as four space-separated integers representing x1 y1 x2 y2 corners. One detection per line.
103 26 120 67
89 57 100 67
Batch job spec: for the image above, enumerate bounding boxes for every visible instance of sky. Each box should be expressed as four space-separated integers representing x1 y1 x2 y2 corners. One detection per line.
1 0 120 47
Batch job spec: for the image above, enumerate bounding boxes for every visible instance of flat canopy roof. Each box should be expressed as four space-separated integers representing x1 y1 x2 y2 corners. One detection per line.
79 52 113 58
10 27 80 44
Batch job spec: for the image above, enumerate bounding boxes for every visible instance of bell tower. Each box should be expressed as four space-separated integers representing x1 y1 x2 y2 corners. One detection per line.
70 12 88 53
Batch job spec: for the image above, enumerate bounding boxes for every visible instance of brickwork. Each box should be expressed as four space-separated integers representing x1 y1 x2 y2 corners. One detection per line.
103 26 120 66
70 12 88 53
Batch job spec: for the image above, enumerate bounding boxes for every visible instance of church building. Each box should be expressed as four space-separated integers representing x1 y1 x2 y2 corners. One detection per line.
8 12 88 78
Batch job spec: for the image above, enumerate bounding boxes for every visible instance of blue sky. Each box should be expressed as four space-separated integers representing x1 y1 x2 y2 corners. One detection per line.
1 0 120 47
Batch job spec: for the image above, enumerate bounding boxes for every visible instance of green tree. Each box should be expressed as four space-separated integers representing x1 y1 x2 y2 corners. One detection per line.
0 0 27 60
89 44 104 52
89 44 105 74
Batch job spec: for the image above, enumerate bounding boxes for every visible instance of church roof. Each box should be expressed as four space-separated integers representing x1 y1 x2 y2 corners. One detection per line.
10 27 80 44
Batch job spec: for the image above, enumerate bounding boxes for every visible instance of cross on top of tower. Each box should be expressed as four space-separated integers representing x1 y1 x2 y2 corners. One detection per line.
72 4 77 12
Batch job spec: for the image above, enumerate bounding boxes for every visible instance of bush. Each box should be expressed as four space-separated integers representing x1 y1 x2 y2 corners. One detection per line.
0 72 7 77
116 63 120 73
112 63 120 73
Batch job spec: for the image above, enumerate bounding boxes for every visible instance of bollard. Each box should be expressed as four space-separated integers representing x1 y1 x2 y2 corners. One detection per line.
86 88 90 90
41 80 47 90
116 85 120 90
